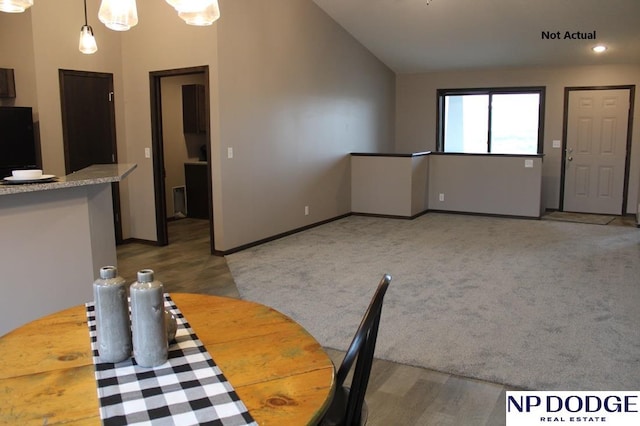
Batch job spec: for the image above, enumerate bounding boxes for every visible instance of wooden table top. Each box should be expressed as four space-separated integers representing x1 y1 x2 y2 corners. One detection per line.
0 293 335 425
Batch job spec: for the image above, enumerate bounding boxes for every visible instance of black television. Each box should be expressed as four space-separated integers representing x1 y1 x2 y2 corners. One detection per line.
0 106 37 178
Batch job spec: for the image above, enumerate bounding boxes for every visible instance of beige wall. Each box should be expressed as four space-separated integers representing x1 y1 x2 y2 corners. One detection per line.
351 156 415 217
0 10 37 109
119 1 220 242
428 154 544 217
28 1 125 178
395 64 640 214
2 0 395 252
161 74 207 218
350 153 542 218
1 183 116 336
216 0 396 250
1 1 128 232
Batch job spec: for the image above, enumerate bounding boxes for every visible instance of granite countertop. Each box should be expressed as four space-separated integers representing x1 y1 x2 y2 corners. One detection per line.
0 163 137 196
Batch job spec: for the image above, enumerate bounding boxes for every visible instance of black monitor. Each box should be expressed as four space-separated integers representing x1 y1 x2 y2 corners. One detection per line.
0 106 37 178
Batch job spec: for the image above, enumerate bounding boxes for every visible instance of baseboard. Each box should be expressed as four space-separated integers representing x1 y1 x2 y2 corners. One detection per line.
428 209 541 220
119 237 160 246
220 213 351 255
352 209 429 220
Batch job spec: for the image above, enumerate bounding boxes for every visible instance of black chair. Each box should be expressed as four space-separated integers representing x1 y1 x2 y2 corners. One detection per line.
320 274 392 426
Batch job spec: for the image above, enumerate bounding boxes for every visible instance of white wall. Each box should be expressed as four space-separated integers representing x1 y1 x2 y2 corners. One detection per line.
395 64 640 214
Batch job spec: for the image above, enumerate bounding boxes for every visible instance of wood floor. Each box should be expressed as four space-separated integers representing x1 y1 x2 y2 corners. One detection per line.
117 218 517 425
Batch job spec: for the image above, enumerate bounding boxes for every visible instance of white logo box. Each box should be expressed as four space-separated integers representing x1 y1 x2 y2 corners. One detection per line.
506 391 640 426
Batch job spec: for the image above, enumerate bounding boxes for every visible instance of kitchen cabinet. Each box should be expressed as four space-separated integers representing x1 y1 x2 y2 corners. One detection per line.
184 162 209 219
0 68 15 98
182 84 206 134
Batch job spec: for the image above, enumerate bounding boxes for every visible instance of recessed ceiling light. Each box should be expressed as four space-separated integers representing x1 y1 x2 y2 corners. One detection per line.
592 45 607 53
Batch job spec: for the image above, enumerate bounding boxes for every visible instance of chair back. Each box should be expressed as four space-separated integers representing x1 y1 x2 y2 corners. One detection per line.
335 274 391 425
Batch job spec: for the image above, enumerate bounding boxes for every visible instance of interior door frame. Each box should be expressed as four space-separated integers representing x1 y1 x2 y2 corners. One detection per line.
559 85 635 214
59 69 123 244
149 65 215 253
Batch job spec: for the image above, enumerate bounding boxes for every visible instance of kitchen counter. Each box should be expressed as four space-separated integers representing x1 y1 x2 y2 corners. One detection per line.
0 163 137 336
0 163 136 196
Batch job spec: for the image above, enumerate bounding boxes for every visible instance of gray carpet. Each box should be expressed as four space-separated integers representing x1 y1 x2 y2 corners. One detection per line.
226 213 640 391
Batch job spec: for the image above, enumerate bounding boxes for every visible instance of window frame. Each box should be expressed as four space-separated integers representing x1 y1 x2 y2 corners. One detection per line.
436 86 546 155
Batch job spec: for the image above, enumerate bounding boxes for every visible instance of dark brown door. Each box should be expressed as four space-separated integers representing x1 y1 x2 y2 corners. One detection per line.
59 69 123 243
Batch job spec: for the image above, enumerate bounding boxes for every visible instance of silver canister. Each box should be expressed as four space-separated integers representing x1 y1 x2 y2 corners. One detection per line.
93 266 132 363
130 269 168 367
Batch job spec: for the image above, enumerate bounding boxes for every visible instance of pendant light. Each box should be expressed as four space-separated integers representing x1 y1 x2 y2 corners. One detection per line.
166 0 220 26
79 0 98 54
98 0 138 31
0 0 33 13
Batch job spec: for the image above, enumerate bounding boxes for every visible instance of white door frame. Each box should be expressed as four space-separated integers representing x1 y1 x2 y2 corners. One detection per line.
559 85 635 215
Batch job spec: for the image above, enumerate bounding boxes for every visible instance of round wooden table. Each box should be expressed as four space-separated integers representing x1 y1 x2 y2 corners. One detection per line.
0 293 335 425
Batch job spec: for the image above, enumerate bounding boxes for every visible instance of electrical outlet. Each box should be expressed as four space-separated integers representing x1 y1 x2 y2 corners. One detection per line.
439 193 444 202
304 206 309 216
227 147 233 159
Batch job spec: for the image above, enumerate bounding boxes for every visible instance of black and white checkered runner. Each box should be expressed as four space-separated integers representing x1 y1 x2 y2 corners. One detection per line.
86 294 257 426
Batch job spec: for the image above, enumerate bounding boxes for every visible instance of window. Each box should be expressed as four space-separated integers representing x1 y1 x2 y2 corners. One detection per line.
437 87 545 155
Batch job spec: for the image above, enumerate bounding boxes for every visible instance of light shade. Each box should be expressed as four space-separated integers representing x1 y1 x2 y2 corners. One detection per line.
178 0 220 26
165 0 181 8
0 0 33 13
167 0 220 26
79 25 98 54
98 0 138 31
592 45 607 53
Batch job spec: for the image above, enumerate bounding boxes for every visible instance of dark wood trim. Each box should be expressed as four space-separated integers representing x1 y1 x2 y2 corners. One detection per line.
352 210 429 220
149 66 214 252
436 91 444 151
218 207 544 255
218 213 352 255
623 86 636 215
537 88 547 155
436 86 546 155
350 152 431 158
149 72 168 246
350 151 544 159
0 68 16 98
59 69 118 175
560 85 635 214
428 209 542 220
59 69 122 243
120 237 163 246
429 152 544 158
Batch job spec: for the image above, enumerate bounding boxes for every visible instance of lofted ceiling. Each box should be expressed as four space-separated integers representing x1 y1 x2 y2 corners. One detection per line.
312 0 640 73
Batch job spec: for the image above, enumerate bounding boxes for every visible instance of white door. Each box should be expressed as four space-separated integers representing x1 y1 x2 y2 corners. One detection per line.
563 89 630 215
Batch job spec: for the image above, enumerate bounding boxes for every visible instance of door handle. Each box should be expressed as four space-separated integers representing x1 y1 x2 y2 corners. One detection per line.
567 156 573 161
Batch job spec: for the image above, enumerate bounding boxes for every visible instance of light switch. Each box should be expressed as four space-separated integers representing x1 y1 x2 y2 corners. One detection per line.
227 147 233 159
552 140 561 148
525 159 534 168
144 147 151 158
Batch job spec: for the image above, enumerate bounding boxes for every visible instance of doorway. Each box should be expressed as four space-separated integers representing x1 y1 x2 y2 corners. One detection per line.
560 86 635 215
59 69 122 243
149 66 215 253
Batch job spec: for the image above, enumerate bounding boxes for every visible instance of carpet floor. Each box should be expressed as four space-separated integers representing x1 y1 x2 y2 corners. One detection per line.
226 213 640 391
